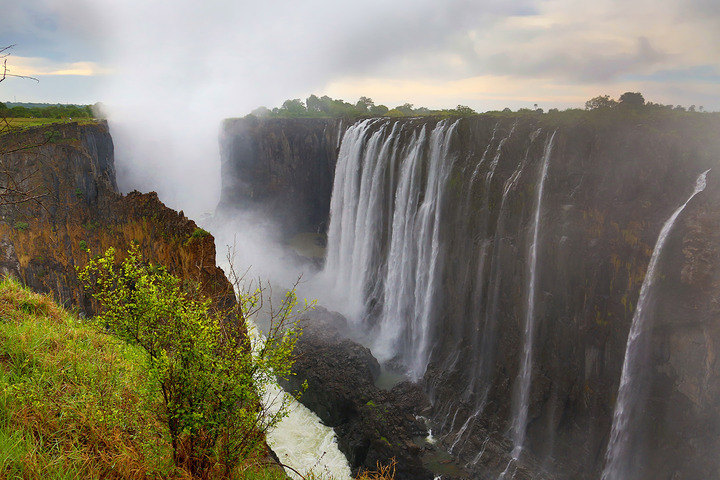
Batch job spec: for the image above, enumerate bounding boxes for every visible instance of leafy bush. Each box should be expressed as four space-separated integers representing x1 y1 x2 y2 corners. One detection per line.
78 245 305 479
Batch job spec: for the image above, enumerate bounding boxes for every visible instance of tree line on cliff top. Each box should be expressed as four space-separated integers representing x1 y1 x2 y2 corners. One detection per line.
249 92 711 120
250 94 477 119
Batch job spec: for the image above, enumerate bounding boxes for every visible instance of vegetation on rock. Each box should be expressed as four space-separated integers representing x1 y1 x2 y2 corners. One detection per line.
78 245 303 478
246 92 714 121
0 274 396 479
247 94 476 119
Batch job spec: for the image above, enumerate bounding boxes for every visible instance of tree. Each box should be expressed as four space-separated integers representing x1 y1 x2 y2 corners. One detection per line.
280 98 307 116
306 94 323 113
250 106 271 118
618 92 645 108
585 95 618 110
0 45 51 208
452 105 476 115
369 104 389 115
355 96 374 113
79 245 310 478
395 103 415 115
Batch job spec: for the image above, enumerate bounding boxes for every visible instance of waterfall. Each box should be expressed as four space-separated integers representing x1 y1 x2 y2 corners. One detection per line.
470 128 536 421
601 169 711 480
323 118 458 379
508 131 556 459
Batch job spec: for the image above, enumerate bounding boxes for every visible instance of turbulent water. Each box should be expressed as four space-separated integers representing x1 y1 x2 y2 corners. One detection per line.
246 319 352 480
264 382 353 480
214 247 352 480
601 169 711 480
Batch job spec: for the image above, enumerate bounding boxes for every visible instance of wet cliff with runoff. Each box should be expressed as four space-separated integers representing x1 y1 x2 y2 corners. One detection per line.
219 112 720 479
0 122 234 312
218 116 343 234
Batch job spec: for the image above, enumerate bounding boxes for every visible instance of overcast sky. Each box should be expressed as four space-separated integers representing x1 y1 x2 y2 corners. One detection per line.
1 0 719 215
2 0 718 111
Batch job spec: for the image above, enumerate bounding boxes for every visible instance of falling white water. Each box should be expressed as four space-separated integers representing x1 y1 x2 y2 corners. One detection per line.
464 122 516 401
601 169 711 480
508 131 557 459
470 128 534 426
323 118 458 379
473 435 491 465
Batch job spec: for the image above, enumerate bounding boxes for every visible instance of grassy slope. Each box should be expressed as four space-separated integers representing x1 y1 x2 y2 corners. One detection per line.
0 279 393 480
0 278 180 480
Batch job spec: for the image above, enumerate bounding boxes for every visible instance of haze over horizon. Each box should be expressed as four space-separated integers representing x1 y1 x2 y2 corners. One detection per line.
2 0 719 216
2 0 719 111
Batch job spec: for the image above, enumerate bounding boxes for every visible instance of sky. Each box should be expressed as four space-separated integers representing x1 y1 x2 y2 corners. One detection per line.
1 0 719 215
1 0 718 111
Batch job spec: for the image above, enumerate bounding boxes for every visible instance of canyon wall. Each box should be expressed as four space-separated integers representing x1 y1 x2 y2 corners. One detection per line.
218 116 343 234
0 122 234 312
219 112 720 479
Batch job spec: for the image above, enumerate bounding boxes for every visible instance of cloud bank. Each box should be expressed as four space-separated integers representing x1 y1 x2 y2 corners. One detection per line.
2 0 718 225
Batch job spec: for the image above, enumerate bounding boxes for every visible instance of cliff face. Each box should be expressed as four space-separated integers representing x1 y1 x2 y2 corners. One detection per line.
219 113 720 479
0 122 234 312
430 115 720 480
218 116 343 234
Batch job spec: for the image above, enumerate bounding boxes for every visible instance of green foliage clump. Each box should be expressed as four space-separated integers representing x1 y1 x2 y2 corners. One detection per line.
78 245 305 478
0 103 94 119
13 221 28 231
186 227 211 245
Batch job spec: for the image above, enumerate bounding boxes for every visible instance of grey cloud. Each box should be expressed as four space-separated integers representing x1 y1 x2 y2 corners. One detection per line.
478 36 667 82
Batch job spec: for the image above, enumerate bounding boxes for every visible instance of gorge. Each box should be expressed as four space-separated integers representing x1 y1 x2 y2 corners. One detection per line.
1 110 718 480
219 111 720 479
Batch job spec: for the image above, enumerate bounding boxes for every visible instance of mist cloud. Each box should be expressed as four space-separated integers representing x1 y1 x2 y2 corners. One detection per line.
3 0 718 283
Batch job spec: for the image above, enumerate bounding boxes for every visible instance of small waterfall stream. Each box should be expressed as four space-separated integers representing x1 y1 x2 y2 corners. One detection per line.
508 131 556 459
601 169 710 480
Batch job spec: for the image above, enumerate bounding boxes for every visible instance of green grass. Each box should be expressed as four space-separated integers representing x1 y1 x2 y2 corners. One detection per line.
2 117 99 129
0 277 178 480
0 117 100 137
0 278 396 480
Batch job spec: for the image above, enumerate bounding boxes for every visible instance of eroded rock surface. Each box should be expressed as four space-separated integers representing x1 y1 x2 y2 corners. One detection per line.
0 122 234 313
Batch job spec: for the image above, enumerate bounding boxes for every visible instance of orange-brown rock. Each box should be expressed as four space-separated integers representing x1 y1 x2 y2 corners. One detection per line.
0 121 234 312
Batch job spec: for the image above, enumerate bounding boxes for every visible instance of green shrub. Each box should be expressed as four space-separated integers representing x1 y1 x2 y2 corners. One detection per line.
13 221 29 231
78 245 305 478
185 227 211 246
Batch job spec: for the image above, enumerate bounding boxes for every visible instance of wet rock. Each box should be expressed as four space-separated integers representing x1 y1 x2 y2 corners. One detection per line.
224 113 720 479
280 307 443 480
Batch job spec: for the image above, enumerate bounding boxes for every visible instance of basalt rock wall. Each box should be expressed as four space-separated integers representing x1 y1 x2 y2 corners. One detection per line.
219 112 720 479
218 116 343 235
0 122 234 312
